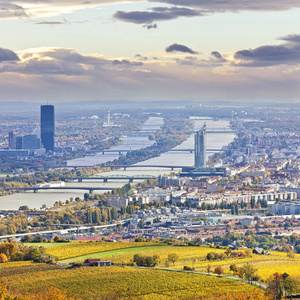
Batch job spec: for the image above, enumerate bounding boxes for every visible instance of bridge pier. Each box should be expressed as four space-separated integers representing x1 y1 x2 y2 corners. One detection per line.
103 178 108 183
34 189 38 193
124 167 127 171
129 178 133 183
89 189 94 194
78 179 83 183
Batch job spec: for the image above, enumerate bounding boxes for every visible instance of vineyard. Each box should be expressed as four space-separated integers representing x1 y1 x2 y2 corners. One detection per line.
0 264 258 299
1 242 300 299
51 243 300 282
46 241 164 260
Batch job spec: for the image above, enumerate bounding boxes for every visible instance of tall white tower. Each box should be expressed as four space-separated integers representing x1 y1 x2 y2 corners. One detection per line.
195 123 206 169
107 108 110 126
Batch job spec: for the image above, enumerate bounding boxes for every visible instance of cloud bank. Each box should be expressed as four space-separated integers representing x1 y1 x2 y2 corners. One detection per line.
114 6 202 25
0 39 299 102
234 34 300 66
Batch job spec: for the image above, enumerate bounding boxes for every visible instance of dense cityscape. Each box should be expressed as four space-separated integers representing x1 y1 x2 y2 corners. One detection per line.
0 102 300 299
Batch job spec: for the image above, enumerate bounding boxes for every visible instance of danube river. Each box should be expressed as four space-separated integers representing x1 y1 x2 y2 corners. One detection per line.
0 117 235 210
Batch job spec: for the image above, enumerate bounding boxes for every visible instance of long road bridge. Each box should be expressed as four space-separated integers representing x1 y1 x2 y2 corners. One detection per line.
63 175 157 182
4 186 115 193
89 148 223 155
34 165 192 170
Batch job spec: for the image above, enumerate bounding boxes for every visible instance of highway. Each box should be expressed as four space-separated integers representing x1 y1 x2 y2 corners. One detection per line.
0 220 130 240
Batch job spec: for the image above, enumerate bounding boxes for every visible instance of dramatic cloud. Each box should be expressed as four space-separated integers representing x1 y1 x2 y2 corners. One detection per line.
1 0 300 20
166 43 198 54
0 0 143 19
0 48 19 62
234 34 300 67
0 2 27 19
0 47 146 76
113 6 202 25
0 45 299 102
151 0 300 12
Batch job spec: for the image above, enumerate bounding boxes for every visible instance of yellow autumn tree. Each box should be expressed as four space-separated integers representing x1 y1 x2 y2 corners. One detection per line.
0 253 8 263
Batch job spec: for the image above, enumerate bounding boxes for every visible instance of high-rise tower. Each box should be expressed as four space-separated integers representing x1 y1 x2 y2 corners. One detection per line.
107 108 110 126
194 124 206 168
8 131 16 149
41 105 54 152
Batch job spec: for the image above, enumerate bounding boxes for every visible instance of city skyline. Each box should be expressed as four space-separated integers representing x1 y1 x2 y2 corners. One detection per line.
0 1 299 102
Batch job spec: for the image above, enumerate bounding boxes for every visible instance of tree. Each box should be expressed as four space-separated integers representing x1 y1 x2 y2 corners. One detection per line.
225 248 232 257
0 253 8 263
138 220 145 229
167 253 179 265
214 266 224 277
53 236 61 242
266 273 284 300
283 276 297 299
242 263 258 284
237 267 246 279
230 264 238 274
84 193 89 201
206 264 212 274
287 250 295 259
111 206 118 220
19 205 30 210
206 252 214 261
0 242 17 257
295 244 300 254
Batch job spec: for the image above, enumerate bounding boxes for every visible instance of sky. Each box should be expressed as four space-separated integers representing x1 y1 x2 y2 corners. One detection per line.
0 0 300 103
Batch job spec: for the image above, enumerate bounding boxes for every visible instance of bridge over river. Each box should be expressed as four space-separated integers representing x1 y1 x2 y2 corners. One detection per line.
4 186 115 193
89 148 223 155
62 175 157 182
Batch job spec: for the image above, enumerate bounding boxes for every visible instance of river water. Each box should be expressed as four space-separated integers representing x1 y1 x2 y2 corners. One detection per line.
0 117 235 210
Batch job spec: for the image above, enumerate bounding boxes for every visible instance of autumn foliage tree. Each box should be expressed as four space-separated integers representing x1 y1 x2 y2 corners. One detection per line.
0 253 8 263
214 266 224 277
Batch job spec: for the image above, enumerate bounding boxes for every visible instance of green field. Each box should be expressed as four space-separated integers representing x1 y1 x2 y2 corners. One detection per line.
59 245 171 264
45 241 164 260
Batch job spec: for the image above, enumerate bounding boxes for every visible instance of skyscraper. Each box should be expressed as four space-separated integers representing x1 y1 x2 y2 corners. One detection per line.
8 131 16 149
41 105 54 152
194 124 206 168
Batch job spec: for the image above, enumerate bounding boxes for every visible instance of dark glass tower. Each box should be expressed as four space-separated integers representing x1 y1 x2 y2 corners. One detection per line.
41 105 54 152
